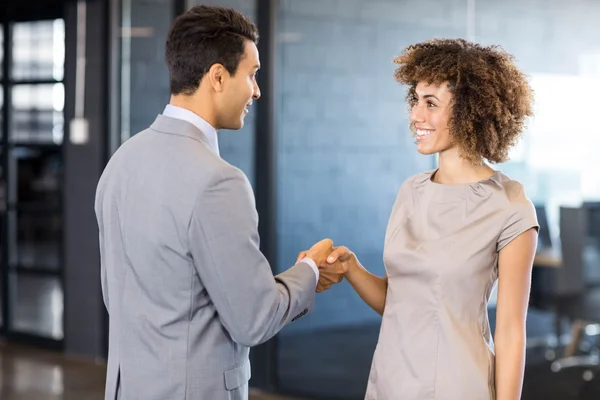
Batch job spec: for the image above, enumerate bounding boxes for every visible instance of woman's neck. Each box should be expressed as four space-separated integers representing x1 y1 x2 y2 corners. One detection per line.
433 147 495 184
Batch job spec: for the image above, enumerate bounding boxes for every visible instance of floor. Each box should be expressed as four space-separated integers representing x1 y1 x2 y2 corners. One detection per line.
1 308 600 399
0 341 296 400
0 242 64 340
0 341 105 400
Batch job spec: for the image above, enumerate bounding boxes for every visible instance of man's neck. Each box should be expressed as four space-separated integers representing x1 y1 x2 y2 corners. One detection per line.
169 94 218 129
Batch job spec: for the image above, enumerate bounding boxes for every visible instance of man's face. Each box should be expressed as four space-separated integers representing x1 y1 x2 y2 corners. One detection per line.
216 40 261 130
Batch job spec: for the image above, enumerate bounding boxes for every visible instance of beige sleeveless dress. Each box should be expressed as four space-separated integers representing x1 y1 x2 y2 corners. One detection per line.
365 170 538 400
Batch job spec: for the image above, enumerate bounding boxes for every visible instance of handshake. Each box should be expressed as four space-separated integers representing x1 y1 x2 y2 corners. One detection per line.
295 239 355 293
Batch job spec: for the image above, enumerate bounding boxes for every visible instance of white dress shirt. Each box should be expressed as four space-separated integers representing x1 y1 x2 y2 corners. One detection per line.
162 104 220 156
161 104 320 286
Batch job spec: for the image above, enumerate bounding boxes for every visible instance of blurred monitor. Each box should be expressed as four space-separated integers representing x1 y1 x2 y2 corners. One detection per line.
583 201 600 240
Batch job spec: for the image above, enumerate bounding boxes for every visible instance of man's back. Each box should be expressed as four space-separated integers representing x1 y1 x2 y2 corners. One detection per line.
97 115 318 400
96 116 241 399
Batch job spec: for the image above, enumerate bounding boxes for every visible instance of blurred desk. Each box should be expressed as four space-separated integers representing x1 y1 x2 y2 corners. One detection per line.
534 247 563 268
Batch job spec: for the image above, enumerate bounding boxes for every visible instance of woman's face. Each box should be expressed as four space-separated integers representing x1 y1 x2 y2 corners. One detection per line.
410 81 454 156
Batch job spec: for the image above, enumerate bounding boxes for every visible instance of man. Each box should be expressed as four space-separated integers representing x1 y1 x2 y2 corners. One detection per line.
95 5 344 400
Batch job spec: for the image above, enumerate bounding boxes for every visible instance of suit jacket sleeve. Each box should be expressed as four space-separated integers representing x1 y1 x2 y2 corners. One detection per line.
95 184 110 311
188 166 316 347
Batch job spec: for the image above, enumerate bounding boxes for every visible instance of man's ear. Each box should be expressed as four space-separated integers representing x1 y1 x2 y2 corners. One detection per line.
206 63 228 93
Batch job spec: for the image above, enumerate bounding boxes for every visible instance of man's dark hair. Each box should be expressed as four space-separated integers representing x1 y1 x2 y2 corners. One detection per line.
165 5 259 95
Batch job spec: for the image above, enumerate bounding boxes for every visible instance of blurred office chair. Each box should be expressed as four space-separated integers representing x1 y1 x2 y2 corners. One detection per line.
583 202 600 287
549 207 600 383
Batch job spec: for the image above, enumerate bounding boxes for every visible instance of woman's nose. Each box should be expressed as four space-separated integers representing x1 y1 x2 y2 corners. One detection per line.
410 104 425 123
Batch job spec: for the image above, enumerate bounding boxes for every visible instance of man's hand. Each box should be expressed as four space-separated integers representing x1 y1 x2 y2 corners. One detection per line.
296 244 355 293
317 246 356 292
304 238 334 266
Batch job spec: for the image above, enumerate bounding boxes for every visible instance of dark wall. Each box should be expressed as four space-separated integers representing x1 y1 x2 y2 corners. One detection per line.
63 0 107 358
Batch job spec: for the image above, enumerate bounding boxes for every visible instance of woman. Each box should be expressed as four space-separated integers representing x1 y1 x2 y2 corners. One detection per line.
310 39 538 399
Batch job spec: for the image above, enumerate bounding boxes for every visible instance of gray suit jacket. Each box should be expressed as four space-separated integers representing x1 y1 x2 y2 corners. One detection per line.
95 115 316 400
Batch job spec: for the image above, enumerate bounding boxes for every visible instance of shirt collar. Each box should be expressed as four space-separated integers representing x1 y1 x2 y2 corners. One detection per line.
162 104 219 156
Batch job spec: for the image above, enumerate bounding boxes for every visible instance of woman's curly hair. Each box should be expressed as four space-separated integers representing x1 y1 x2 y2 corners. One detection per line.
394 38 534 164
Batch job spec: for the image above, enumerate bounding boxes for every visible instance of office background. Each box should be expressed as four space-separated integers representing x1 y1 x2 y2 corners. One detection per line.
2 0 600 399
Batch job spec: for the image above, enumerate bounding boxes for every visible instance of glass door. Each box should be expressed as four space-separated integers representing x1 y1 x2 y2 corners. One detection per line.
1 15 65 348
